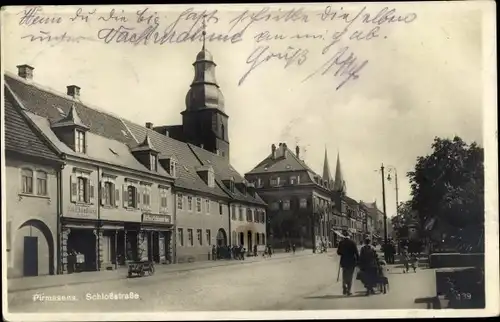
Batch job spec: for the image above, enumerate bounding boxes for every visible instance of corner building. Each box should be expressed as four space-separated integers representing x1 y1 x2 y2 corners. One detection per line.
4 84 63 277
6 68 175 273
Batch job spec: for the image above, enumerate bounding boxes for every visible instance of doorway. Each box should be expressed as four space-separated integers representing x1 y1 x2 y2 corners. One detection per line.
247 231 253 250
23 236 38 276
67 229 97 272
164 231 172 263
148 231 160 263
238 232 244 246
216 229 227 246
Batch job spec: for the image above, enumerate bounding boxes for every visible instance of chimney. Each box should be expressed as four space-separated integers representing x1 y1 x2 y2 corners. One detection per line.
164 130 169 137
67 85 81 99
145 122 153 129
17 64 34 80
271 144 276 159
296 145 300 159
282 143 288 158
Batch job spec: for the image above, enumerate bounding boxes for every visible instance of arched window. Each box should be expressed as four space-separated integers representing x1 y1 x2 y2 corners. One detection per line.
36 170 48 196
21 168 33 194
221 123 225 140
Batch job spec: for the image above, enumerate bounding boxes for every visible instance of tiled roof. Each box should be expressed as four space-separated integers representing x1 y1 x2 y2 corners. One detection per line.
4 86 61 162
27 112 172 179
247 146 333 191
360 201 384 218
5 74 137 147
343 195 359 206
123 120 229 199
247 146 314 174
51 104 88 130
188 144 266 205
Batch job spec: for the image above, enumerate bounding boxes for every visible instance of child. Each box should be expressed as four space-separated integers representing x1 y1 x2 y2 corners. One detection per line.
376 255 389 294
402 246 410 273
409 253 418 272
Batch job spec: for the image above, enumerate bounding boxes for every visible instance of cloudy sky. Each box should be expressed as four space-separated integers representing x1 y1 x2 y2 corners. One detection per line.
2 3 489 217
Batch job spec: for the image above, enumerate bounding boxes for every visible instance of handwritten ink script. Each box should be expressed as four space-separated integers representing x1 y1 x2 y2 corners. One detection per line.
16 5 418 90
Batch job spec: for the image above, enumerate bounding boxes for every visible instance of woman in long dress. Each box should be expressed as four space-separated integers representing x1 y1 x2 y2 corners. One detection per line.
358 238 378 295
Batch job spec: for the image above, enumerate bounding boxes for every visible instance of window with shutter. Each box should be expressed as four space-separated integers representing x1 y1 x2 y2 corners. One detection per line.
115 187 120 207
100 181 106 206
136 187 141 209
89 180 95 204
70 175 77 202
123 184 128 208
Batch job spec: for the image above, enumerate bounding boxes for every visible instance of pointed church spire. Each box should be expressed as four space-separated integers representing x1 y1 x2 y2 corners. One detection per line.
201 14 206 51
51 103 88 130
322 148 333 187
333 151 346 193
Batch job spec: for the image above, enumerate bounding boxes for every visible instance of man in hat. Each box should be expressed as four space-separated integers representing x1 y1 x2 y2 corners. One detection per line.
337 231 359 295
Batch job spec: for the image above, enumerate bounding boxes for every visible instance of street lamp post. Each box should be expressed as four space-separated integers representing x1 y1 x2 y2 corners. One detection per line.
387 166 399 219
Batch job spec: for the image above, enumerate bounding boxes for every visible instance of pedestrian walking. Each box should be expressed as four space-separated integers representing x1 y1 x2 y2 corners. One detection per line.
253 244 257 257
358 238 378 296
336 232 359 296
292 244 296 254
211 245 217 261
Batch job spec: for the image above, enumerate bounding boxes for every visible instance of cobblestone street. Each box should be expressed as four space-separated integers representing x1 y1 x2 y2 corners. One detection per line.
8 251 436 313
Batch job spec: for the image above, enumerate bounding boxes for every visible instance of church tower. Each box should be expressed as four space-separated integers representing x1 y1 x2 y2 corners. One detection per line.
322 148 334 189
181 19 230 161
333 151 346 194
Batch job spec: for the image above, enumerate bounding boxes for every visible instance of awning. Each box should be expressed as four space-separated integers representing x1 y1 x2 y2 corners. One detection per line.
333 230 346 238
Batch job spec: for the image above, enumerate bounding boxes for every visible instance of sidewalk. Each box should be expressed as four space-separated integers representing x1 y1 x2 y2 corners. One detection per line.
8 249 315 293
280 253 437 310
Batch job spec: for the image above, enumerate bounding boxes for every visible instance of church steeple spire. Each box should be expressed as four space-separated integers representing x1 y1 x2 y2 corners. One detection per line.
333 151 346 193
322 147 333 188
180 15 230 161
184 16 225 112
201 15 206 51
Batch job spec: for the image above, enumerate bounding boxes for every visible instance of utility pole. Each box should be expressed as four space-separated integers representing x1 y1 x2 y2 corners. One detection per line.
381 164 388 247
395 171 399 218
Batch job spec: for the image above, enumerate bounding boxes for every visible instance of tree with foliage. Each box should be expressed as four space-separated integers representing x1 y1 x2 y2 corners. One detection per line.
391 200 413 239
407 136 484 252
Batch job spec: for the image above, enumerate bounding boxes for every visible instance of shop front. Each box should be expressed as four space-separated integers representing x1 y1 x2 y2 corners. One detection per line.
98 213 174 270
140 213 174 264
61 204 99 274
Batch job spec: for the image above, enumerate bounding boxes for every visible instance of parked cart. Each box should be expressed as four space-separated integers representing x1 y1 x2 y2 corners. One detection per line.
127 261 155 277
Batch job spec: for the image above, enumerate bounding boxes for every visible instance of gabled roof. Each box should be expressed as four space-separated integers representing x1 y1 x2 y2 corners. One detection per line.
130 134 158 153
51 104 89 130
123 120 229 199
246 145 333 191
27 111 172 179
188 144 266 205
360 201 384 218
246 146 314 174
4 73 137 147
4 86 61 163
343 195 359 207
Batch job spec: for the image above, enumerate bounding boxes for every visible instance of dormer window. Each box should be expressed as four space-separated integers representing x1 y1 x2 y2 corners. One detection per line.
75 129 86 153
230 178 235 192
208 169 215 188
169 159 177 177
149 154 157 171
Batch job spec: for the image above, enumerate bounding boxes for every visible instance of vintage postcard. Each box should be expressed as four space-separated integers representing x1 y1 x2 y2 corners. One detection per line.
1 2 498 321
